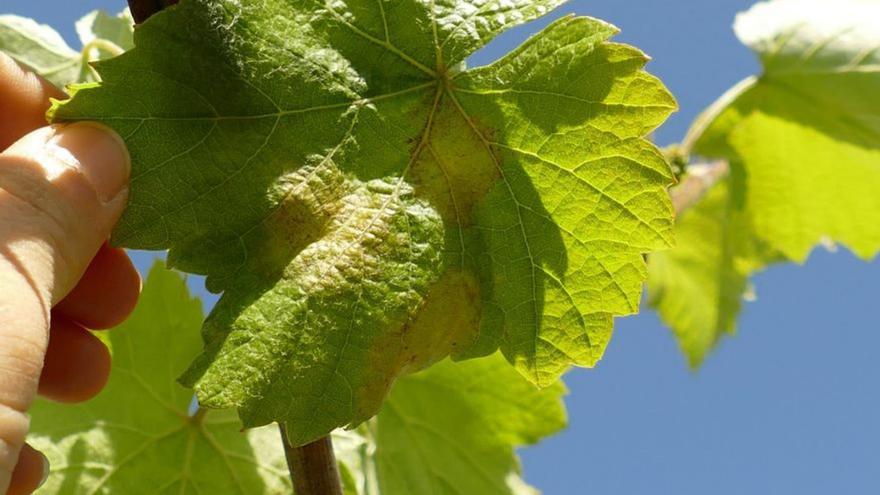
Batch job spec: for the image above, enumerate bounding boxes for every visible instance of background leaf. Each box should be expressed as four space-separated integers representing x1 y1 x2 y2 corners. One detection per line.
0 8 132 88
648 174 778 366
28 263 292 494
650 0 880 364
0 14 81 87
375 354 566 495
76 8 134 60
28 263 565 495
697 0 880 261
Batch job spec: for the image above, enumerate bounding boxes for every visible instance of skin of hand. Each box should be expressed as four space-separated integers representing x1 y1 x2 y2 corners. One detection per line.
0 53 141 494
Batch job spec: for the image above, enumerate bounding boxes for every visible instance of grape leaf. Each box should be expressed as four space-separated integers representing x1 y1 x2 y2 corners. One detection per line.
27 263 293 494
28 262 564 495
330 353 565 495
328 429 370 495
650 0 880 364
52 0 675 444
76 8 135 61
696 0 880 262
647 173 778 366
0 14 82 87
374 353 565 495
0 9 132 88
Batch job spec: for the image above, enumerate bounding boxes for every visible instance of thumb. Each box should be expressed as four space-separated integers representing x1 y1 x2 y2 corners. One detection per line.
0 123 130 492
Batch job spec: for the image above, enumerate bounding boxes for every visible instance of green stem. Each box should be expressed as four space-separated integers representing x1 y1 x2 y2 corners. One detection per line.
81 39 126 80
670 76 759 215
278 425 343 495
680 76 758 156
82 39 125 59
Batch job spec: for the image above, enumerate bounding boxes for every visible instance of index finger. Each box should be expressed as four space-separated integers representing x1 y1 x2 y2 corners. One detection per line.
0 52 66 150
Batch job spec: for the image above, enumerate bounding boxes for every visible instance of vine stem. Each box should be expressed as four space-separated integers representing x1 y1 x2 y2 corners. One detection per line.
279 425 344 495
671 161 730 214
670 76 757 215
127 1 343 493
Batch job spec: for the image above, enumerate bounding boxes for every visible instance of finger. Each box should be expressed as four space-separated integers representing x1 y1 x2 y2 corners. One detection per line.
55 244 141 330
38 316 111 403
0 123 129 493
0 52 65 150
6 444 47 495
0 123 131 303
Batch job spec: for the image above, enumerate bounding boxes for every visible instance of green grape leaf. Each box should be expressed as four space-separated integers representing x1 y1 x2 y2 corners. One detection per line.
374 353 566 495
27 263 292 494
28 262 564 494
647 173 779 366
696 0 880 262
52 0 675 443
651 0 880 364
0 14 82 87
0 9 132 88
76 8 134 60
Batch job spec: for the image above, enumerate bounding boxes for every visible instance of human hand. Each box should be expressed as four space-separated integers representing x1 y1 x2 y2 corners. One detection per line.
0 53 141 494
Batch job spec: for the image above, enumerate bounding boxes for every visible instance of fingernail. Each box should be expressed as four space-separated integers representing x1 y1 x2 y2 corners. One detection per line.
47 122 131 203
37 450 49 488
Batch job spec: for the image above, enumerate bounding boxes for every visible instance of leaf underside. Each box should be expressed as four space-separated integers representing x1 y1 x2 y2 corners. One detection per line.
53 0 674 444
650 0 880 364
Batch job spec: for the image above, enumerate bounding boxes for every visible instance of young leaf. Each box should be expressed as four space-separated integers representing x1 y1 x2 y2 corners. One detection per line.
27 263 293 494
652 0 880 364
648 174 778 366
695 0 880 262
52 0 675 444
0 9 132 88
374 353 566 495
76 8 134 61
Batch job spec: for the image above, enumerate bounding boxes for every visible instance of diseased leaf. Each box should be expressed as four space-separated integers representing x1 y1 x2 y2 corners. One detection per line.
52 0 674 443
0 9 132 88
375 353 566 495
697 0 880 261
27 263 293 494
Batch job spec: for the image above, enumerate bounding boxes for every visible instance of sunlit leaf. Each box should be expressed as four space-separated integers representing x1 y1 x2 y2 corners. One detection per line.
52 0 674 443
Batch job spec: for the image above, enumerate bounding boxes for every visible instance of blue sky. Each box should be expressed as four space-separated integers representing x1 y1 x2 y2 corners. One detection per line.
5 1 879 493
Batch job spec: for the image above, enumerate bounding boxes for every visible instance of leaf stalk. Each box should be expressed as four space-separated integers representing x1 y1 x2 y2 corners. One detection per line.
670 160 730 214
680 76 757 156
